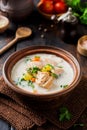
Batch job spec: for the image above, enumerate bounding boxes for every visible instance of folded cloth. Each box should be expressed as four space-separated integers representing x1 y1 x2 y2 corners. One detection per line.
0 101 34 130
0 76 87 130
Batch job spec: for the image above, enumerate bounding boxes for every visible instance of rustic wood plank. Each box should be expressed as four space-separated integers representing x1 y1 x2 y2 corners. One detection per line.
0 1 87 129
0 22 17 130
0 22 17 76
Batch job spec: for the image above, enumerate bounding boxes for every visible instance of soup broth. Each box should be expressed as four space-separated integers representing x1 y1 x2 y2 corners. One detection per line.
11 53 74 94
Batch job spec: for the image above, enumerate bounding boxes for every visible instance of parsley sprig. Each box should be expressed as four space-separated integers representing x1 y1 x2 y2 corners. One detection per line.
59 107 72 121
74 123 84 127
27 67 40 74
60 85 68 88
25 56 31 63
28 81 35 89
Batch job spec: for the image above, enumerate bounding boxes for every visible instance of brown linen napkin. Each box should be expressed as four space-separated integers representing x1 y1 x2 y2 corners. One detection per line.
0 76 87 130
43 76 87 129
0 77 46 126
0 101 34 130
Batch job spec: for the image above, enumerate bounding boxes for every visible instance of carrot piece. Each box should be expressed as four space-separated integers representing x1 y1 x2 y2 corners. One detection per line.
32 56 40 61
31 78 36 82
33 90 38 94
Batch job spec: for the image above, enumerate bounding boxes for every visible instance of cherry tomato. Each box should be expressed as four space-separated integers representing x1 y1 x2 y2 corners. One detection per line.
41 0 53 3
54 2 67 13
53 0 64 3
41 0 54 14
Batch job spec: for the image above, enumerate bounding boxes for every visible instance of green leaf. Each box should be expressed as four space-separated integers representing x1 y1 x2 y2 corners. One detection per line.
51 73 58 79
27 67 40 74
65 0 87 24
73 12 80 18
46 64 54 69
80 9 87 24
65 0 80 7
59 107 72 121
15 77 25 86
32 67 40 74
60 85 68 88
57 66 63 68
74 123 84 127
25 56 31 63
35 56 40 58
28 81 35 89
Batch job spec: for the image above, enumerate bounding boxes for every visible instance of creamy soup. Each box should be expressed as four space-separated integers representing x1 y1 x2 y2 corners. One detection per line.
11 53 74 94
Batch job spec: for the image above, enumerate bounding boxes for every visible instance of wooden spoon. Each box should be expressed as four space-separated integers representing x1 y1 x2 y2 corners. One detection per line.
0 27 32 55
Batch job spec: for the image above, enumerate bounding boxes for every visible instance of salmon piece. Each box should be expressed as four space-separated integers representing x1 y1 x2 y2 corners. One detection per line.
36 71 53 89
28 61 43 69
42 76 53 89
43 58 57 66
43 57 62 66
52 67 64 75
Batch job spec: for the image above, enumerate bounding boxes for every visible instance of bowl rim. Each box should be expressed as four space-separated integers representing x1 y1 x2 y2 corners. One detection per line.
3 45 81 99
0 15 9 29
78 35 87 50
77 35 87 56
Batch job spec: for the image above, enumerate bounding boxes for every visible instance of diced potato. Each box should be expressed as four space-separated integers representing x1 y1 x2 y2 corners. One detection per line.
42 64 53 72
23 73 33 81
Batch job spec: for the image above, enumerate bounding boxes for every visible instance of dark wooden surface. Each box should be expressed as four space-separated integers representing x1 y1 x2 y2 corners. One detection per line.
0 2 87 130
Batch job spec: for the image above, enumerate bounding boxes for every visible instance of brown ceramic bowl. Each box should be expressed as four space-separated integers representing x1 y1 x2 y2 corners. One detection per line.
37 2 64 20
3 46 81 109
77 35 87 57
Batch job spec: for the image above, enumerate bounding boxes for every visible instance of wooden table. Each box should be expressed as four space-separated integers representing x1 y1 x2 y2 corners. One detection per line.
0 6 87 130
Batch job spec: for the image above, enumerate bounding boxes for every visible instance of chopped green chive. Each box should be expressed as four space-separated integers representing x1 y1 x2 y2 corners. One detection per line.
47 64 54 69
27 67 40 74
32 67 40 74
58 66 63 68
28 81 35 89
51 73 58 79
25 56 31 63
60 85 68 88
35 56 40 58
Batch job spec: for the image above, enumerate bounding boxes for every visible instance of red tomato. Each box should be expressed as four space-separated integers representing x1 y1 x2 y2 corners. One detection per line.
53 0 64 3
41 0 54 14
41 0 53 3
54 2 67 13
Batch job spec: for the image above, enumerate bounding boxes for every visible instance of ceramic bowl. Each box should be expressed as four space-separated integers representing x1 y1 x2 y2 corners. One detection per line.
0 0 34 21
37 3 63 20
77 35 87 57
0 15 9 33
3 46 81 109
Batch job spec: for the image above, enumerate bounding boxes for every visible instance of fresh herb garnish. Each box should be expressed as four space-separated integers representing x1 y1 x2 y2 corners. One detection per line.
32 67 40 74
47 64 54 69
15 77 25 86
58 66 63 68
27 68 32 73
27 67 40 74
42 64 54 72
60 85 68 88
35 56 40 58
28 81 35 89
25 56 31 63
65 0 87 25
59 107 72 121
51 73 58 79
74 123 84 127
